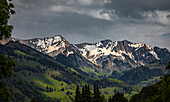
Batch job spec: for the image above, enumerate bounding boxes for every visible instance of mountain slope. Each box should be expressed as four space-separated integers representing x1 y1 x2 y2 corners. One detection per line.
22 35 100 71
0 41 93 101
130 74 170 102
120 66 164 85
1 36 169 73
0 41 141 101
75 40 170 71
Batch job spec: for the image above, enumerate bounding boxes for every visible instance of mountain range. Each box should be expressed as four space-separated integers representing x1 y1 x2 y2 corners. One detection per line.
0 35 169 101
0 39 141 101
1 35 170 74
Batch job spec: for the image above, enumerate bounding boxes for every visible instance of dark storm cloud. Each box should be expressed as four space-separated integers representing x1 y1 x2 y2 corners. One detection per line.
105 0 170 18
10 0 170 50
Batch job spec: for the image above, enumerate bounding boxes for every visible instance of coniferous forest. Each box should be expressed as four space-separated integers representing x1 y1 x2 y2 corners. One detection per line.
75 83 128 102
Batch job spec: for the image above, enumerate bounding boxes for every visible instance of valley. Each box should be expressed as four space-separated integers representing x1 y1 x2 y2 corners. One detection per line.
0 36 169 101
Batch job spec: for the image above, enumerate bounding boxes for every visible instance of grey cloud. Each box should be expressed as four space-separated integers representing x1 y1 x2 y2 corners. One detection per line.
161 33 170 38
9 0 170 50
105 0 170 18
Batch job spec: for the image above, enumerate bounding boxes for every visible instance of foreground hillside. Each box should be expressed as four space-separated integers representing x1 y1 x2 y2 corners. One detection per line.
130 73 170 102
130 62 170 102
0 41 141 101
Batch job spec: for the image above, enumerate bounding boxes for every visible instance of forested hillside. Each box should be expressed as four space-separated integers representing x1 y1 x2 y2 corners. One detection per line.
0 41 141 101
130 62 170 102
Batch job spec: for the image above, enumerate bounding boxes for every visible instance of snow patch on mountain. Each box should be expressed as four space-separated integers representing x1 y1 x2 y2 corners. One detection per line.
53 36 62 42
20 35 167 70
114 41 118 47
78 42 131 64
128 43 145 50
96 42 102 47
67 51 74 57
75 40 161 68
84 45 96 51
24 35 75 57
35 36 65 53
149 50 160 60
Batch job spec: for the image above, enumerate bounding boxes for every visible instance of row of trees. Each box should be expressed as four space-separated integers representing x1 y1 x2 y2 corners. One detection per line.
75 83 127 102
75 83 105 102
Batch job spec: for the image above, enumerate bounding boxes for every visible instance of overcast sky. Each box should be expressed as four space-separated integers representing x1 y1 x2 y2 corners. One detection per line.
10 0 170 49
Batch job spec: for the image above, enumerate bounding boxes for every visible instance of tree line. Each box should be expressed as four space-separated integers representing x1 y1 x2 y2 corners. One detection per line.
75 83 128 102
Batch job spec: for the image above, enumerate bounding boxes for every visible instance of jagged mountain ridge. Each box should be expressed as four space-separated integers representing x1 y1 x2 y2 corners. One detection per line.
23 35 75 57
75 40 164 70
1 35 169 72
22 35 98 69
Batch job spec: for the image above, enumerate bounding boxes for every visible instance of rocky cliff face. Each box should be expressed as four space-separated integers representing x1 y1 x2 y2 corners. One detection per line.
75 40 165 71
22 35 98 69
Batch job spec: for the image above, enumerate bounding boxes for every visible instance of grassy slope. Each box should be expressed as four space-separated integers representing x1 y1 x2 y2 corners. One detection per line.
1 42 141 101
81 66 108 77
137 76 161 87
10 56 140 101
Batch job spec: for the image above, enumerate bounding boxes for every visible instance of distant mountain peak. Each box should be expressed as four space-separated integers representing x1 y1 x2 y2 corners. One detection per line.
22 35 75 58
75 39 169 70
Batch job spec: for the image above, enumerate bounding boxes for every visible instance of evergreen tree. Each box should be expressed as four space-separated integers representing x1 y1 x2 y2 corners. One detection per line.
82 85 85 98
75 84 105 102
75 85 81 102
87 84 92 101
83 84 92 102
93 83 101 102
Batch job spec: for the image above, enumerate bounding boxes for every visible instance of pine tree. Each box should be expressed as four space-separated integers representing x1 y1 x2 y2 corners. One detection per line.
75 84 105 102
87 84 92 101
82 85 85 96
83 84 92 102
96 84 100 96
93 83 101 102
75 85 81 102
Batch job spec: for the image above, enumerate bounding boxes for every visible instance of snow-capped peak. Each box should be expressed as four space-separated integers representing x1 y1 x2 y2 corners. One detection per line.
24 35 75 57
53 35 63 42
75 39 161 67
1 36 169 72
21 36 168 71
